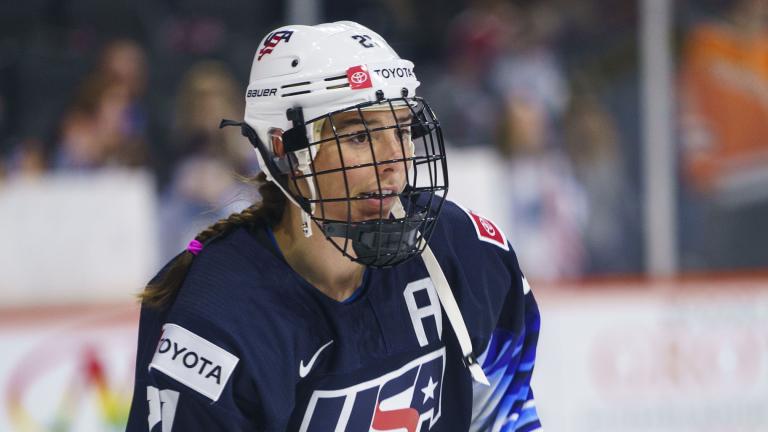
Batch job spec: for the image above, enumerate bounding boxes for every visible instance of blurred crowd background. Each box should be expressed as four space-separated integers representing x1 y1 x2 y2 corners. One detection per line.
1 1 767 431
1 0 766 278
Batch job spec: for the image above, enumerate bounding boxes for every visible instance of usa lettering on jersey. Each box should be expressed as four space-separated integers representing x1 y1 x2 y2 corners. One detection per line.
149 324 239 402
298 348 446 432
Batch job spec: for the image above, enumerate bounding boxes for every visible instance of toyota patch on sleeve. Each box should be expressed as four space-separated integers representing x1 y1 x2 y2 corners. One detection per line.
149 323 239 402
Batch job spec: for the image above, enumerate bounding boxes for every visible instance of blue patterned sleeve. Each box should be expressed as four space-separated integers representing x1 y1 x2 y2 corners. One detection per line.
470 276 542 432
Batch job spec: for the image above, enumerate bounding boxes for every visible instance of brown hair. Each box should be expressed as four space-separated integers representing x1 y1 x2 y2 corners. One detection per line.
139 172 286 308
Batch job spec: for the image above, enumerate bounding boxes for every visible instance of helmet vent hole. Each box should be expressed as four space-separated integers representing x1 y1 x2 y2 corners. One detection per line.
323 74 347 81
326 83 351 90
281 80 311 89
291 59 299 67
282 90 312 97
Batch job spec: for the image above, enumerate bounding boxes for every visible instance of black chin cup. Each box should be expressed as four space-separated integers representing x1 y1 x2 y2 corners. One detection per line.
321 211 427 267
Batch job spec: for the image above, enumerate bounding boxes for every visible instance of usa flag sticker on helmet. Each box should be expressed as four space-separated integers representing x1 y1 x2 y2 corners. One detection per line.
346 65 373 90
458 205 509 251
258 30 294 61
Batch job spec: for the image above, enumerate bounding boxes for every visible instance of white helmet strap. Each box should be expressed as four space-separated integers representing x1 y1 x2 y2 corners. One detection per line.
296 150 316 238
391 201 489 386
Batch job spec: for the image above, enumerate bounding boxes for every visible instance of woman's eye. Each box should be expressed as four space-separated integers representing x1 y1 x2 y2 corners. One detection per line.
397 127 412 140
350 132 368 144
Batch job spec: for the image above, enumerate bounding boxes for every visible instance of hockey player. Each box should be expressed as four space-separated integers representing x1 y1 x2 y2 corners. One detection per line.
127 21 541 431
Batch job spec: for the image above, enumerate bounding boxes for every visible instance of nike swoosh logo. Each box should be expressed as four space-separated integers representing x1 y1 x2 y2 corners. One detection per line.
299 340 333 378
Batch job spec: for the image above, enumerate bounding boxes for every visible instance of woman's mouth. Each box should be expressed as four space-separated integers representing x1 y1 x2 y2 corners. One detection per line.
356 189 398 214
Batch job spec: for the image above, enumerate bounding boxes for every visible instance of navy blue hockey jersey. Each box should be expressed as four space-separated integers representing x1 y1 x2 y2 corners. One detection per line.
126 200 541 431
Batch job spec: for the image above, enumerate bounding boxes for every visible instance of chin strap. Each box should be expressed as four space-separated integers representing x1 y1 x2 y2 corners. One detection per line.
287 107 316 238
391 202 490 386
301 210 312 237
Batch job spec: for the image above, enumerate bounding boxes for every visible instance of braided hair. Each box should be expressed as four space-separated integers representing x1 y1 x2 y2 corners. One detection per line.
139 172 286 308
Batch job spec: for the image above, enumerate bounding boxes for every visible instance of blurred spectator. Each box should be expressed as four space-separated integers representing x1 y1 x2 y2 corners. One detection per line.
54 39 149 170
158 60 257 259
424 0 514 148
172 61 254 173
0 92 9 181
2 72 49 181
3 138 47 180
0 92 6 148
564 82 634 273
678 0 768 269
492 2 588 280
679 0 768 197
99 39 148 101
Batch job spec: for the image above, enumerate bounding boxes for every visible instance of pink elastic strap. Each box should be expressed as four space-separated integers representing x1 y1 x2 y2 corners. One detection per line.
187 239 203 256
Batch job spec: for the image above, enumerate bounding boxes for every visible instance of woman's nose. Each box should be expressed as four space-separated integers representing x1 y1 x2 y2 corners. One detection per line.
375 128 407 162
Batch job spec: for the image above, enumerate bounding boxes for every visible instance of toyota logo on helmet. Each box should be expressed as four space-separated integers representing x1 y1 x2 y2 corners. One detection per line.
350 71 368 84
347 65 373 90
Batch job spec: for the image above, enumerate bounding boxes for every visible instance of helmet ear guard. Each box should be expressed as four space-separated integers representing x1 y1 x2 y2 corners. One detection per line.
219 117 312 215
283 107 312 154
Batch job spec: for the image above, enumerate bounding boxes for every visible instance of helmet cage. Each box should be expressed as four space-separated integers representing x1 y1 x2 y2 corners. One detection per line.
233 94 446 268
222 97 447 267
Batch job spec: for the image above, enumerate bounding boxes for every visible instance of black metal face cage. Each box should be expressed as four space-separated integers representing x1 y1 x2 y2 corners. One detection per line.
222 94 448 268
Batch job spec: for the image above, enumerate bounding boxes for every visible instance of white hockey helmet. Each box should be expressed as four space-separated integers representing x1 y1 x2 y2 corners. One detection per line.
222 21 448 267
